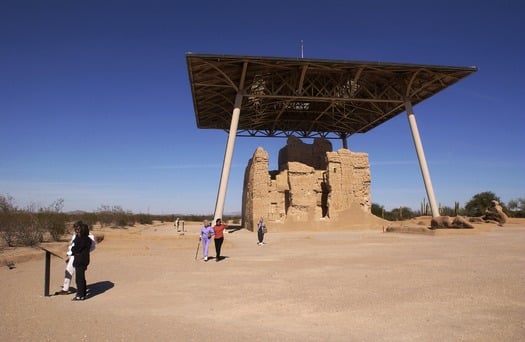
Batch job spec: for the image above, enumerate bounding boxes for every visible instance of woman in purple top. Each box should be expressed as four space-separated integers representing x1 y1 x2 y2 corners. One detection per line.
199 220 214 261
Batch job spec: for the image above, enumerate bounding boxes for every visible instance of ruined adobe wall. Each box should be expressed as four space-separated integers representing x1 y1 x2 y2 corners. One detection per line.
242 147 271 232
242 137 371 231
278 136 332 170
325 149 371 219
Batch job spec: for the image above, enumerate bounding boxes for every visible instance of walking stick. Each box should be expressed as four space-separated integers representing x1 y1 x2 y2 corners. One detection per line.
194 239 200 260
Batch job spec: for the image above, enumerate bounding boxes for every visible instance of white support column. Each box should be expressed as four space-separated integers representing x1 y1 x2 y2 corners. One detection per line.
213 92 243 222
405 101 440 217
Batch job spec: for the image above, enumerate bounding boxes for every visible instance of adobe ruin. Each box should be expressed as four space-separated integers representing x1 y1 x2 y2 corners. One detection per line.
242 137 373 231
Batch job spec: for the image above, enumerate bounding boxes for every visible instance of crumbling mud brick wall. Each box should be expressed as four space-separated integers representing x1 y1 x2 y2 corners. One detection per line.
242 137 371 231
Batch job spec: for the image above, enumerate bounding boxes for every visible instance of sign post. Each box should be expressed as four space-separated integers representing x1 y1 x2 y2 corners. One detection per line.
37 246 64 297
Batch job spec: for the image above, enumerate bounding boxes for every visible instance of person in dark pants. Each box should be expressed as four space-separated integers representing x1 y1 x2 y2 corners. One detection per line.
71 223 92 301
213 218 228 262
55 221 96 296
257 217 266 246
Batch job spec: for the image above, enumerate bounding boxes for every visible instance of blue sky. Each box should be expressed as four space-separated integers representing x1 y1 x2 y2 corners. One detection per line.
1 1 524 215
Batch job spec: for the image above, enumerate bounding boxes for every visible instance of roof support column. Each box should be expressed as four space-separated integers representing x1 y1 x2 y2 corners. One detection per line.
405 101 439 217
214 92 243 222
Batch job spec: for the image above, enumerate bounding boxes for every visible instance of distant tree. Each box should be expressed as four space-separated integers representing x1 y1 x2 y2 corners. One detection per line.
507 198 525 218
464 191 502 217
371 203 384 218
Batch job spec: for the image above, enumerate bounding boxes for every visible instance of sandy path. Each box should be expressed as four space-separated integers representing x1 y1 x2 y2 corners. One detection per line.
1 223 524 341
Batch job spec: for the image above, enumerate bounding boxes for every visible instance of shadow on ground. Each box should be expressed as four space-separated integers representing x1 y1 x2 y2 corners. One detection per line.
227 225 243 233
88 280 115 298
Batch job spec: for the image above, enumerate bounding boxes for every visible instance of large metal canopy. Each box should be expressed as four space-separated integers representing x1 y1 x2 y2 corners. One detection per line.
186 53 477 139
186 53 478 221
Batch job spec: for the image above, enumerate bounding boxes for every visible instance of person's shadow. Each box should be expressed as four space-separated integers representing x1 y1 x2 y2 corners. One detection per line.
204 256 229 262
227 225 243 233
87 281 115 298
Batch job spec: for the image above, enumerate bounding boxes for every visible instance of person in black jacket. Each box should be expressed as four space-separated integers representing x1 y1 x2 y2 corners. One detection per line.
71 223 92 301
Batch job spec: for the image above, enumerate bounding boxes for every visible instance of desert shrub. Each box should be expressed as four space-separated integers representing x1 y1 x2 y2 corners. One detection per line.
386 206 416 221
115 217 129 227
370 204 416 221
36 199 67 241
439 206 456 217
16 211 43 246
135 214 153 225
0 195 69 246
0 195 20 247
0 212 18 247
68 212 98 229
96 205 134 228
36 212 67 241
96 205 115 227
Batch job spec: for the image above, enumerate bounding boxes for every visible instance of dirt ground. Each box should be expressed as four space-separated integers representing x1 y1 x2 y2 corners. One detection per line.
1 219 524 341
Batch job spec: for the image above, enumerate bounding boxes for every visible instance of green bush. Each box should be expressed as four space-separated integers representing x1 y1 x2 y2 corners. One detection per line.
464 191 503 217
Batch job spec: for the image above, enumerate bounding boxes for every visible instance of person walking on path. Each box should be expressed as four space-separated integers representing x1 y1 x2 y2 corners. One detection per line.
55 221 96 296
199 220 214 261
71 223 93 301
257 217 267 246
213 218 228 262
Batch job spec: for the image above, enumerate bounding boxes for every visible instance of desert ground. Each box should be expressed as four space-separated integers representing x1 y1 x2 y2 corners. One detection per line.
1 218 524 341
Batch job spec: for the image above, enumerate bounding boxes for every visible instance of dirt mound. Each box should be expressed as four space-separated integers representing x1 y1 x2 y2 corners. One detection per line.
268 203 388 232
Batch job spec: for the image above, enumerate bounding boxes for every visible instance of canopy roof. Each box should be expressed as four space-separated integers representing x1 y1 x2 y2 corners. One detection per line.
186 53 477 139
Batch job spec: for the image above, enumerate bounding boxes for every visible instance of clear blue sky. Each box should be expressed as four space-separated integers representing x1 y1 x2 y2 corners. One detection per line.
1 1 524 215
